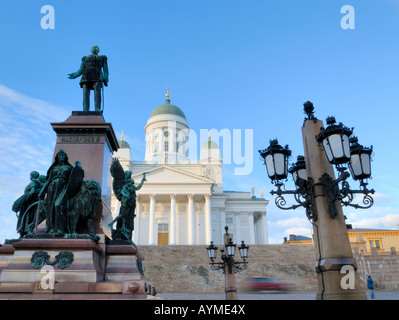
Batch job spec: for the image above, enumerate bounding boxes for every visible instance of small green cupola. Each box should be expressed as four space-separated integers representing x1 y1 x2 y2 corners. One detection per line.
149 88 187 120
118 131 130 149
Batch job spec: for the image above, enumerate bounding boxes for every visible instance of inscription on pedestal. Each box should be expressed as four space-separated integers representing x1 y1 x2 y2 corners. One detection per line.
60 136 101 144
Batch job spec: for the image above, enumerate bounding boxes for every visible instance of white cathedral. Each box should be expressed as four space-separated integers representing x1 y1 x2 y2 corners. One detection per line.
111 92 269 246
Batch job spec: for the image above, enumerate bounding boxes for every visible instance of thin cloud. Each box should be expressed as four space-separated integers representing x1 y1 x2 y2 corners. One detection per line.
268 216 310 229
348 214 399 230
0 84 70 242
0 84 68 124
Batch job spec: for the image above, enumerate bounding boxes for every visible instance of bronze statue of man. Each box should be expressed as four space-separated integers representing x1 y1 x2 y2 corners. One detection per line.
68 45 109 112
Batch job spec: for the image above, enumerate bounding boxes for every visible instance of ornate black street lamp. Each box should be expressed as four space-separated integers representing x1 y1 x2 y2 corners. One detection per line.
206 226 248 274
258 101 373 300
258 102 375 221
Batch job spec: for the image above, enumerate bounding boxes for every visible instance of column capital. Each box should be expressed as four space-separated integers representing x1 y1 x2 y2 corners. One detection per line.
170 193 176 199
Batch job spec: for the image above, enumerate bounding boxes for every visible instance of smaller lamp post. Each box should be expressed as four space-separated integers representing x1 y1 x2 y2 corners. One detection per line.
205 226 249 300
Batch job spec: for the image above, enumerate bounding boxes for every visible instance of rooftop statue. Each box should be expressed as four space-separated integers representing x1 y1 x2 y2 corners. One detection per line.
68 45 109 112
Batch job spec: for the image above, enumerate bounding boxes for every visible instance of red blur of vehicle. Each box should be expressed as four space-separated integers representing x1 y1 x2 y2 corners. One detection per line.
243 277 293 292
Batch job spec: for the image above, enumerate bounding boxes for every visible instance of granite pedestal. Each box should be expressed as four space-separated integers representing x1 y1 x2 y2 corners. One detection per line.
0 112 150 299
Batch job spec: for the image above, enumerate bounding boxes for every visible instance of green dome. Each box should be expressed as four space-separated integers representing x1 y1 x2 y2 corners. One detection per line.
201 140 219 149
149 99 187 120
119 140 130 149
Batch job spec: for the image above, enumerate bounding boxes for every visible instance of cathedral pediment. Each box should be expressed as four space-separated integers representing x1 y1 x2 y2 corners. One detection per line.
132 165 214 185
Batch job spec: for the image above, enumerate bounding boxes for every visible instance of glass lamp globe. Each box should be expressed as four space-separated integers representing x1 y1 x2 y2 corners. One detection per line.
259 139 292 183
349 137 373 181
316 116 353 165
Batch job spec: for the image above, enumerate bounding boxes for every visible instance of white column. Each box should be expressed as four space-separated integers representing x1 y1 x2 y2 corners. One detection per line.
253 214 259 244
235 212 241 243
187 194 195 245
149 194 156 245
261 212 269 244
133 196 140 244
170 194 176 245
204 194 212 244
220 210 226 244
248 212 255 244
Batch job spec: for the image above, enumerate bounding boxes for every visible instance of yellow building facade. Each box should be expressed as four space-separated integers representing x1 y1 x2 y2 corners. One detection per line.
284 226 399 254
283 234 312 244
347 226 399 254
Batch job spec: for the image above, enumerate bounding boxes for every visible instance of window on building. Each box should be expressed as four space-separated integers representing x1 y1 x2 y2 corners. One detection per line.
158 223 169 232
369 239 383 250
153 135 159 153
175 130 180 152
226 217 233 225
164 140 169 152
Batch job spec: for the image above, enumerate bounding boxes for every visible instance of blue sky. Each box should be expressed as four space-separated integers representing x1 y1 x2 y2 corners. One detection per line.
1 0 399 244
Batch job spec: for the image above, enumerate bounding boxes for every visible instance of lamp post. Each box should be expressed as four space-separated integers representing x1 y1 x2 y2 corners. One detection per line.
206 226 249 300
259 101 374 300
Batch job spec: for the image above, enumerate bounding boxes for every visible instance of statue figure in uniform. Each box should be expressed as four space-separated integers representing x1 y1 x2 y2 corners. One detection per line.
68 45 109 112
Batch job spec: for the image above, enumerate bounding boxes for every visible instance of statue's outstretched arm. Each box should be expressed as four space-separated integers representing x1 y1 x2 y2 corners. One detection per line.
135 174 147 190
68 57 86 79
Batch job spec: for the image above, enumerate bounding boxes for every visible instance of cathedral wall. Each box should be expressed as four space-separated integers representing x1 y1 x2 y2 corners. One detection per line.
355 251 399 290
138 244 399 293
139 244 318 293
